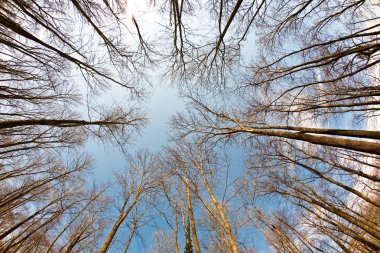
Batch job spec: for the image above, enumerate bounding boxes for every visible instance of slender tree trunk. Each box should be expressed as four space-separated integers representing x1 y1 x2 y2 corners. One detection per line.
197 161 239 253
99 197 139 253
44 200 93 253
0 119 125 129
123 223 137 253
279 152 380 208
174 207 179 253
184 174 201 253
281 188 380 242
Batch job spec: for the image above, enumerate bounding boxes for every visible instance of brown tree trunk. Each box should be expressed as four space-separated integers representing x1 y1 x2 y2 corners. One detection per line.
182 163 201 253
197 161 239 253
0 119 126 129
258 125 380 140
99 197 139 253
237 126 380 155
174 207 180 253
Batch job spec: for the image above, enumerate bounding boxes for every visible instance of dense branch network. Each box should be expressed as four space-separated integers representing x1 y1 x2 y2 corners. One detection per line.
1 0 380 252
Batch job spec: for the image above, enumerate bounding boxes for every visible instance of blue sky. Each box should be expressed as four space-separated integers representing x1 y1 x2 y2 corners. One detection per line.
87 84 184 180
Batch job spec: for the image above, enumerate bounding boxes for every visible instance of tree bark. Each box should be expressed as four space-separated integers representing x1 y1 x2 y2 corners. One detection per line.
99 197 139 253
182 162 201 253
213 126 380 155
197 161 239 253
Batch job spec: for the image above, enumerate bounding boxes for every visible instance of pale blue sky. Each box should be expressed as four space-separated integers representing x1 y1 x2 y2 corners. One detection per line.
87 84 184 180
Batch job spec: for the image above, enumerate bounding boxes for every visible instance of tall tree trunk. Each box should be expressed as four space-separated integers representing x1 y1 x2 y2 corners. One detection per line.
123 223 137 253
256 125 380 140
174 207 180 253
182 162 201 253
197 161 239 253
99 197 139 253
233 126 380 155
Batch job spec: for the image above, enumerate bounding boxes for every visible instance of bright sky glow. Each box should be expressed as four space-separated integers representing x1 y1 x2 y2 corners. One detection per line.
126 0 137 20
126 0 150 21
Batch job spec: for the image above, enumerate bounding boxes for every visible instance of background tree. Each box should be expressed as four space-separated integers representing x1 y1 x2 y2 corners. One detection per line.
100 150 160 253
0 0 151 251
184 219 194 253
0 154 109 253
169 0 380 252
2 0 380 251
161 140 249 252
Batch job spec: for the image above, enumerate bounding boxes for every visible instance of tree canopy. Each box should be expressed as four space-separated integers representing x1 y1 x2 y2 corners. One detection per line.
0 0 379 252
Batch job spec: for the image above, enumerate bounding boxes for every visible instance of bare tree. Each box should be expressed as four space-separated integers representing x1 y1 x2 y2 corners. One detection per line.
0 154 110 253
2 0 380 251
0 0 152 252
99 150 160 253
239 137 380 252
162 140 248 253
